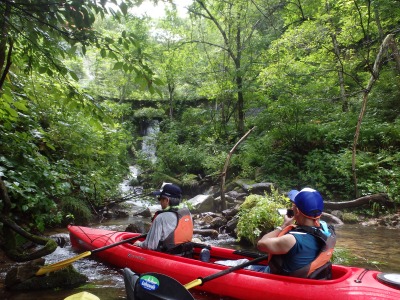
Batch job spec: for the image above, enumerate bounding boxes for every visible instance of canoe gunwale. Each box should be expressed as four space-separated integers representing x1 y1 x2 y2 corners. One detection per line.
67 225 400 300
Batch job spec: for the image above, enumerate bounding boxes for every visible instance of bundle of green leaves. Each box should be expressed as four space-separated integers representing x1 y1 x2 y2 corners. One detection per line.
236 188 291 246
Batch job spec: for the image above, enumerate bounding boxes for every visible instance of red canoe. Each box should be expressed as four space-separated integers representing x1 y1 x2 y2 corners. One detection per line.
68 225 400 300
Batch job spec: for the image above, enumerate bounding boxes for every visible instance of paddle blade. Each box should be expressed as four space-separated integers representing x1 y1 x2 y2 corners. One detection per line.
36 251 92 276
64 291 100 300
124 269 194 300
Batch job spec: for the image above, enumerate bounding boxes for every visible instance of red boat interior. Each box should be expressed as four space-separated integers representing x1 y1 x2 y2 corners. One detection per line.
129 233 353 282
68 226 400 298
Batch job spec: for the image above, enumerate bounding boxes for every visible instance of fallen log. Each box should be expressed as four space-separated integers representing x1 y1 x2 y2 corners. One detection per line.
0 178 57 262
324 193 394 210
322 212 344 226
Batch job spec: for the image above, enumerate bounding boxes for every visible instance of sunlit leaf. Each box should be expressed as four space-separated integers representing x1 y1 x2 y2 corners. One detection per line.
4 105 18 118
13 101 29 112
38 66 47 74
108 51 118 60
113 62 124 70
69 71 79 81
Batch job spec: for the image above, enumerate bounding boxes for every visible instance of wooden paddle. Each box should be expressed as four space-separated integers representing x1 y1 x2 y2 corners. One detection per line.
36 233 147 276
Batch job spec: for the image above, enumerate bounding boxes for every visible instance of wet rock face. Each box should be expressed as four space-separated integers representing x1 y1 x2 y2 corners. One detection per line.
361 213 400 228
5 258 45 287
125 220 151 233
133 207 152 218
5 261 87 291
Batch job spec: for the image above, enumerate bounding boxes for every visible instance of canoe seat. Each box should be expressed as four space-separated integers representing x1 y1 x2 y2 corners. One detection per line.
166 242 194 258
308 262 332 280
331 264 351 280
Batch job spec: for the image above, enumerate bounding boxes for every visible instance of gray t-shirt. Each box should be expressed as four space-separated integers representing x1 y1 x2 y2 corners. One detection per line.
139 211 178 250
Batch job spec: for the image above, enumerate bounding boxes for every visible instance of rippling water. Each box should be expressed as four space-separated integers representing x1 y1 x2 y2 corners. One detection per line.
1 218 400 299
335 224 400 273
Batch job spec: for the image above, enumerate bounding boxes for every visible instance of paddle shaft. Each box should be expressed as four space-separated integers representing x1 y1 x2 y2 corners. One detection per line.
184 254 269 289
200 254 268 284
36 232 147 276
91 233 147 254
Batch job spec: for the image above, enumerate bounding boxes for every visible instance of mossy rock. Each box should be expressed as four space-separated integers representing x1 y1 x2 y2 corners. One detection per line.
6 264 88 291
342 212 359 224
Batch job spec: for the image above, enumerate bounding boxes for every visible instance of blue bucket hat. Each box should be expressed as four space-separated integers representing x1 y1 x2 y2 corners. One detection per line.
152 183 182 199
288 188 324 218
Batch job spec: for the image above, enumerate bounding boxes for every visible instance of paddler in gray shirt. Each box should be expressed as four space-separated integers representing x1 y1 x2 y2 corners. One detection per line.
134 183 193 254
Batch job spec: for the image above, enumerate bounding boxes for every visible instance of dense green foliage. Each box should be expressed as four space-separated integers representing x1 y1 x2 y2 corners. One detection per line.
0 84 132 229
0 0 145 229
1 0 400 233
136 0 400 204
236 189 291 246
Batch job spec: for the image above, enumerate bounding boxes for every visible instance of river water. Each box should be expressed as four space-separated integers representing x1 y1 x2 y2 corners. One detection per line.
1 215 400 300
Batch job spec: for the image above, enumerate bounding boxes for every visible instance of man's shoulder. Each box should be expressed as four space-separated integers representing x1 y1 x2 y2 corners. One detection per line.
156 210 177 219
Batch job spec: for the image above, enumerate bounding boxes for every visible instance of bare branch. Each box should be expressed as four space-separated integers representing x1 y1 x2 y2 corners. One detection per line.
352 34 394 197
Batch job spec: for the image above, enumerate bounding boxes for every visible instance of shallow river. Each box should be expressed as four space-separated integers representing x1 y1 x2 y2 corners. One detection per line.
1 217 400 300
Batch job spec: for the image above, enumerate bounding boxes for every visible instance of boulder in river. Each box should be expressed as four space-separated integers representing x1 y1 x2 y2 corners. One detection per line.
5 259 88 291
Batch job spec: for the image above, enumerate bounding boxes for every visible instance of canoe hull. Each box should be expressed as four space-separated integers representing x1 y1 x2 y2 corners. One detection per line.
68 225 400 300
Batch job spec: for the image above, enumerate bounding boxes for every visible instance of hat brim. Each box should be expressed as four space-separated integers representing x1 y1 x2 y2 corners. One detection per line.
288 190 299 201
152 191 181 198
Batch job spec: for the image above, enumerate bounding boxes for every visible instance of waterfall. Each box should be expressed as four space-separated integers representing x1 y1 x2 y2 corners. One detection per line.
119 120 159 195
141 120 159 163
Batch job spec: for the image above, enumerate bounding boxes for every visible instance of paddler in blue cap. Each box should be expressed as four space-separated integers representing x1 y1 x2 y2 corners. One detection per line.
257 187 336 279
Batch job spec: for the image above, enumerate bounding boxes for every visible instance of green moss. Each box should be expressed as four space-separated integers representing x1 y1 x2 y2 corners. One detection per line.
7 266 87 291
342 212 359 224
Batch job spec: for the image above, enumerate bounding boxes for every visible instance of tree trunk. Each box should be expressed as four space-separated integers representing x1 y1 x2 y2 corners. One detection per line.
220 127 255 210
331 33 348 112
236 75 244 135
351 34 394 198
0 2 12 90
0 178 57 262
168 82 175 118
235 18 244 135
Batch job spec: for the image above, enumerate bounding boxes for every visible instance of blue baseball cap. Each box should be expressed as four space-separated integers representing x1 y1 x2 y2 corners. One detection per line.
288 188 324 218
152 183 182 199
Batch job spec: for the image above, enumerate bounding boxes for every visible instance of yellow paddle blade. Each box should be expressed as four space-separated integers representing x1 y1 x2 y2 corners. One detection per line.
184 278 203 290
64 291 100 300
35 251 92 276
